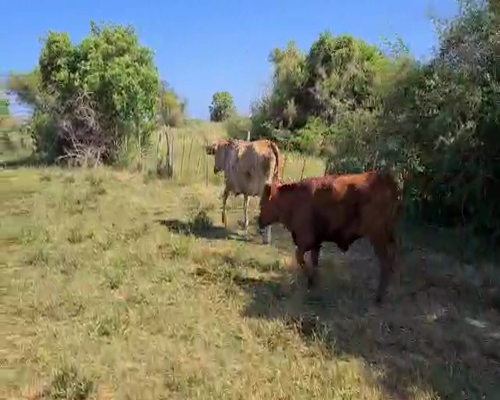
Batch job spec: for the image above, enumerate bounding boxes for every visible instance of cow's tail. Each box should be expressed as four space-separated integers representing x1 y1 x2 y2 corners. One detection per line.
269 141 282 183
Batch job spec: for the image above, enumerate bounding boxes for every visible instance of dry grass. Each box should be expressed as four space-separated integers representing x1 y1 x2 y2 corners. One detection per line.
122 122 325 186
1 123 500 400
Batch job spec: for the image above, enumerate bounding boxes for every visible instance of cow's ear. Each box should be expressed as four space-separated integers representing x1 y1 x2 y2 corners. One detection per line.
205 143 216 155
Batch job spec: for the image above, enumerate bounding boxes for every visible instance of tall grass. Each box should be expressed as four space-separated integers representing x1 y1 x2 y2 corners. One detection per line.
140 122 326 185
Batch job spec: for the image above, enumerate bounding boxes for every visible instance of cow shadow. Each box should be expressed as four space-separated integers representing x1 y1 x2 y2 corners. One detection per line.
232 243 500 399
157 218 248 242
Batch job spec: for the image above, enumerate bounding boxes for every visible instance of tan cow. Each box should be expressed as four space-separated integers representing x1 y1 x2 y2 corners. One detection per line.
205 138 283 244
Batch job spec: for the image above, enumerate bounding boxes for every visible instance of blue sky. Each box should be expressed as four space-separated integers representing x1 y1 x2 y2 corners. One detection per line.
1 0 458 120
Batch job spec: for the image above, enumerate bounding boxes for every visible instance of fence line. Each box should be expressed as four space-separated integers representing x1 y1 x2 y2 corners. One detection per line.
1 120 324 184
152 133 324 186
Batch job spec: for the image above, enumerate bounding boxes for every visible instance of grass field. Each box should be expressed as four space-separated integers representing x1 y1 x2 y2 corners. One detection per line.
1 123 500 399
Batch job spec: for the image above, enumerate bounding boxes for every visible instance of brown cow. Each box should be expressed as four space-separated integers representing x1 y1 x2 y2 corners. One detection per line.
205 138 283 244
257 170 403 304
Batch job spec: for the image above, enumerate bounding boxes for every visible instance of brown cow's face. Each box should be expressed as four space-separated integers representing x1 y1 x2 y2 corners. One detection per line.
258 183 279 229
213 144 228 174
205 141 226 174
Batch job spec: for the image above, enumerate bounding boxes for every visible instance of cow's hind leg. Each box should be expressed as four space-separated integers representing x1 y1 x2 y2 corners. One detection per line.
371 232 398 305
221 188 230 228
310 244 321 275
295 246 317 289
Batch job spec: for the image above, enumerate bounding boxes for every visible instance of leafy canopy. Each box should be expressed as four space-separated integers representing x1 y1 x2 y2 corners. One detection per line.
209 91 236 122
39 21 160 130
9 21 161 162
157 80 187 127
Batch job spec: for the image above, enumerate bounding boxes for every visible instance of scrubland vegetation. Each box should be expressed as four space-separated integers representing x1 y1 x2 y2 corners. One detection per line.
1 1 500 399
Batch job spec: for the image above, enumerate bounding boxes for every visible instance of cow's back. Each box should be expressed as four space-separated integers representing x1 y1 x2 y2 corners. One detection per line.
292 172 400 248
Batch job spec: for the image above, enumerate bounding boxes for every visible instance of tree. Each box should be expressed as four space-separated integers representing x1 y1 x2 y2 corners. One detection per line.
9 21 161 163
366 0 500 238
157 80 187 127
209 91 236 122
250 32 393 152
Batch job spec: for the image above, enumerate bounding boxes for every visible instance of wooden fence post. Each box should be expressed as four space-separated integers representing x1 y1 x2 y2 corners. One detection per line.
187 137 194 178
300 157 307 180
205 151 209 186
179 136 186 180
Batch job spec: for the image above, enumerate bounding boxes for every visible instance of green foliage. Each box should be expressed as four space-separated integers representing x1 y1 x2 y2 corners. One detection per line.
225 114 251 140
157 80 187 127
209 91 236 122
0 98 9 118
252 0 500 241
10 22 161 164
305 32 389 114
291 117 328 154
376 0 500 237
27 110 59 160
40 22 160 125
251 32 394 154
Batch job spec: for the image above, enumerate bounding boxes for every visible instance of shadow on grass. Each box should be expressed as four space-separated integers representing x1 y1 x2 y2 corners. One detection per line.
157 218 248 242
232 247 500 400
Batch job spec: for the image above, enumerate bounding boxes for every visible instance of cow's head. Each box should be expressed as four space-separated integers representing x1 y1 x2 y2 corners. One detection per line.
258 182 280 229
205 143 217 156
205 140 230 174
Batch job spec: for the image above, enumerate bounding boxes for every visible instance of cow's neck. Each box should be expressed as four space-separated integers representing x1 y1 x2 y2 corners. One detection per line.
275 190 295 230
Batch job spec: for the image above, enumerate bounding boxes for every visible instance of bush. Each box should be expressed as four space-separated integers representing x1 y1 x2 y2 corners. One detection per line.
251 1 500 243
209 91 236 122
226 115 251 140
324 107 381 174
157 80 187 128
291 117 328 155
9 21 160 165
27 110 59 162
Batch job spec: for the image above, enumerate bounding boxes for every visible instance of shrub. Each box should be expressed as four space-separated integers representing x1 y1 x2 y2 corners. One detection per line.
226 115 251 140
209 91 236 122
10 21 160 165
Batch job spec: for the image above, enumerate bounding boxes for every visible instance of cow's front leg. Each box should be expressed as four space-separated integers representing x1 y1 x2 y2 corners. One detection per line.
221 188 230 228
262 225 271 245
242 194 249 230
295 247 315 289
257 223 272 245
371 233 398 305
309 245 321 284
